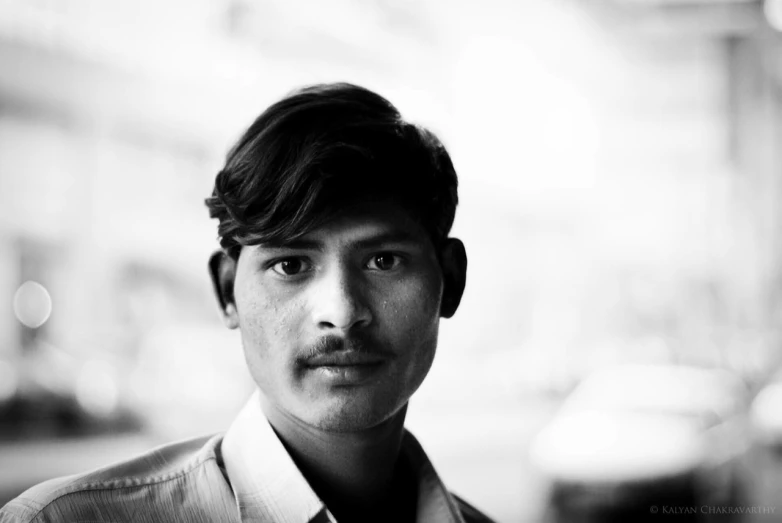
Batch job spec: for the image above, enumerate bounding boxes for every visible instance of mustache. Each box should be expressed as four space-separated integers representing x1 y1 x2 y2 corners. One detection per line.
296 334 390 366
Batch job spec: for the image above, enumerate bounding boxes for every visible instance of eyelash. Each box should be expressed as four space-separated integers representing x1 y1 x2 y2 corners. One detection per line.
268 257 313 277
366 252 405 271
266 252 406 278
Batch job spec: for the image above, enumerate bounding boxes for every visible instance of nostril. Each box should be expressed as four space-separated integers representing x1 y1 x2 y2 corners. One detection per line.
314 301 372 331
310 271 373 330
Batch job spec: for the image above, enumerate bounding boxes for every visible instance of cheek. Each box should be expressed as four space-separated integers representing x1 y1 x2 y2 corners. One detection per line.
382 273 443 334
235 283 302 350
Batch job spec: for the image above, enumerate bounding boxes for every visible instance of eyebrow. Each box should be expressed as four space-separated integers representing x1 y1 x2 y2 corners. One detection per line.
262 239 323 251
261 231 423 252
348 231 423 250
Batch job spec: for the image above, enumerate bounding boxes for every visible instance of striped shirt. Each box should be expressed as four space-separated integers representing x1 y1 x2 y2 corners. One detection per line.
1 391 494 522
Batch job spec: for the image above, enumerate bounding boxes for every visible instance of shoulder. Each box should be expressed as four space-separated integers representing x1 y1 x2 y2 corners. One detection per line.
0 434 227 523
453 494 498 523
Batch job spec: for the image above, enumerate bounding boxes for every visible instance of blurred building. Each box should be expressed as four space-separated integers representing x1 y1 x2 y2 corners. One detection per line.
1 0 782 429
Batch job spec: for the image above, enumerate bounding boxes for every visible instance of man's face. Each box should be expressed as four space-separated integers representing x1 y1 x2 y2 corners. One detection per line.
230 205 445 432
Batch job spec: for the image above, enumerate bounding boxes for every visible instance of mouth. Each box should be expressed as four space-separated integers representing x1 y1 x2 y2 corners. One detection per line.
302 350 391 386
304 351 388 368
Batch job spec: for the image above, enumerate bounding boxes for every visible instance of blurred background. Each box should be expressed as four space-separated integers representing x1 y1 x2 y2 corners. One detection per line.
2 0 782 521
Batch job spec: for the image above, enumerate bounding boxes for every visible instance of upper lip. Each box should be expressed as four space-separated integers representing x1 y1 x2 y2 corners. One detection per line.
305 351 388 367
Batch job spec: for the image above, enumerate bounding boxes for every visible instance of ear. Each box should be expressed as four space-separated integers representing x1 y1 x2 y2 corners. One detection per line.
208 250 239 329
438 238 467 319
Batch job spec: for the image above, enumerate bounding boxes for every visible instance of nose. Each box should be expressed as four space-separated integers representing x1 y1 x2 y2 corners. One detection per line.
311 264 372 332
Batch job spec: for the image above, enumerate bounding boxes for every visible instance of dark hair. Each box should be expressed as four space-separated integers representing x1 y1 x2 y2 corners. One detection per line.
205 82 458 258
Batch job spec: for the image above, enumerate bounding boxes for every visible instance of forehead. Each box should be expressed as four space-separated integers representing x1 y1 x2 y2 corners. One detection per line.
257 203 432 251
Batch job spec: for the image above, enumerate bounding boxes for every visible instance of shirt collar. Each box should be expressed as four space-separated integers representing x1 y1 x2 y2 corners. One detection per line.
402 431 467 523
221 390 466 523
222 390 328 523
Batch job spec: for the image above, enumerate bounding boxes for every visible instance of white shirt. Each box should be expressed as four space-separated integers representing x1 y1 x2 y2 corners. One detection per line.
1 391 495 523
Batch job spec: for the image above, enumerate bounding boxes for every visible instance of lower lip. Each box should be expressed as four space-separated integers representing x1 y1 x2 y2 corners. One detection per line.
308 362 385 385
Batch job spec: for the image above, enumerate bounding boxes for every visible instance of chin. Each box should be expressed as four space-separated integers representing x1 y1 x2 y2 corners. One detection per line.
306 393 408 433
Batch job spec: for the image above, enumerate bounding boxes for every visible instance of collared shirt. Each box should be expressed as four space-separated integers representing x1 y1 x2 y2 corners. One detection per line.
1 392 495 523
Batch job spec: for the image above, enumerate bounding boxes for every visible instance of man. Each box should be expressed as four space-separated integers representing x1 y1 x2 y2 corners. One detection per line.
1 83 493 523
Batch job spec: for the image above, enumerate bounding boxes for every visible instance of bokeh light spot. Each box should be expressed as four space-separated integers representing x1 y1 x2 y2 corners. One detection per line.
13 280 52 328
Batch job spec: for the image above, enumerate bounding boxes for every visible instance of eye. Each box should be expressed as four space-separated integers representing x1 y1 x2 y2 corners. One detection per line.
270 258 311 276
366 252 403 272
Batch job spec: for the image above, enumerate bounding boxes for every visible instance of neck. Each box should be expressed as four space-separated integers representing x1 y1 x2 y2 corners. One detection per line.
260 398 411 521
